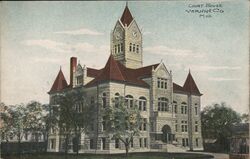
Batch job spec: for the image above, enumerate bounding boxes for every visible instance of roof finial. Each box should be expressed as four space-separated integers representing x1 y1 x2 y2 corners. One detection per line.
60 65 62 70
126 1 128 7
189 69 191 74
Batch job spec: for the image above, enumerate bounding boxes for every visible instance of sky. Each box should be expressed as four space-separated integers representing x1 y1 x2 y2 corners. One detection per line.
1 1 249 114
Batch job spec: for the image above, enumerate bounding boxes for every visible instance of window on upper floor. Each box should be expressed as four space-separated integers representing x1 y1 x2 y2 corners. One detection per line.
129 43 132 52
133 44 135 52
195 121 198 132
175 120 178 132
76 76 83 85
139 96 147 111
181 102 187 114
118 44 120 52
157 78 167 89
181 120 188 132
136 45 139 53
115 45 117 54
125 95 134 108
158 97 169 112
121 43 123 52
102 93 107 108
173 101 178 113
114 93 120 108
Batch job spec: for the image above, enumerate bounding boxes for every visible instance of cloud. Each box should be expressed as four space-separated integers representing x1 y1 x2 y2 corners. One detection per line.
208 77 241 81
54 28 103 36
143 31 153 35
184 65 241 72
23 40 69 53
144 45 204 58
22 39 109 54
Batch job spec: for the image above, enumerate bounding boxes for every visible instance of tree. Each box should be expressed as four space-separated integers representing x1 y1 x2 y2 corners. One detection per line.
41 103 60 152
24 101 44 152
55 89 94 159
241 113 249 123
8 104 27 158
201 102 241 151
0 103 13 155
104 96 142 157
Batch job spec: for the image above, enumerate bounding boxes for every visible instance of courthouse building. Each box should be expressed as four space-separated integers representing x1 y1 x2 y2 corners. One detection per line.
47 5 204 153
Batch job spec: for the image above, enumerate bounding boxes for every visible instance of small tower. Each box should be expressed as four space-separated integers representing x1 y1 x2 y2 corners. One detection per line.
111 4 143 69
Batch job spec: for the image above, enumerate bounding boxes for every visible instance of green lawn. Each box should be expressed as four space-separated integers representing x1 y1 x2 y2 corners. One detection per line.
2 152 214 159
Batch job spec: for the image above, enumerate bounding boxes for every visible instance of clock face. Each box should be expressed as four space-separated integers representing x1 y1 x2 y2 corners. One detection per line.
132 31 137 37
115 27 123 40
115 32 121 40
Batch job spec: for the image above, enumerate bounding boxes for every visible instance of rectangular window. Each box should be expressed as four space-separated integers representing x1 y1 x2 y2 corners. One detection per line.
195 107 198 115
157 78 160 88
144 138 147 148
131 138 134 148
129 43 132 52
115 45 117 53
161 81 164 88
133 44 135 52
174 105 178 113
139 138 142 148
102 138 106 150
196 138 199 147
182 138 185 147
115 139 119 148
164 81 167 89
121 43 123 52
186 138 189 146
90 139 94 149
195 121 198 132
181 106 184 114
143 118 147 131
184 106 187 114
51 139 56 149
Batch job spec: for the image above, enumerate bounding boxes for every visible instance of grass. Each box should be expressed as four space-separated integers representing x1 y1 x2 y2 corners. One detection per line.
2 152 214 159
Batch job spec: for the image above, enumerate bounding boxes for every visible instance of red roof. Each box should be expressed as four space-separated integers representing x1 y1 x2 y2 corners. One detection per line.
120 5 133 26
183 72 202 95
49 69 68 93
85 55 159 88
87 67 102 78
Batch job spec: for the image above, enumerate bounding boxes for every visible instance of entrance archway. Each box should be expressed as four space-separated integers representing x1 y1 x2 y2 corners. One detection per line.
162 125 174 143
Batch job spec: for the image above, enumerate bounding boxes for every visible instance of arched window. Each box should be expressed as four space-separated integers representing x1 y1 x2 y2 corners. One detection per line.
181 102 187 114
158 97 169 112
129 43 132 52
136 45 139 53
118 44 120 52
120 43 123 52
114 93 120 108
102 93 107 108
139 96 147 111
125 95 133 108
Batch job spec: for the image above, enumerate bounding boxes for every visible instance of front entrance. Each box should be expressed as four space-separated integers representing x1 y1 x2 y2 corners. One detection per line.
162 125 174 144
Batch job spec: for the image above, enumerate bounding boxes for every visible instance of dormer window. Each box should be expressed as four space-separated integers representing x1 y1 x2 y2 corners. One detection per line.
76 76 83 85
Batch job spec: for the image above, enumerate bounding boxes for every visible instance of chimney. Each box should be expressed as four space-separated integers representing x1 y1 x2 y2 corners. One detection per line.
70 57 77 87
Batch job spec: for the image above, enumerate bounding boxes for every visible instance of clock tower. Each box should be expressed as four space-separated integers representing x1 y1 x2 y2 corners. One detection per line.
111 4 143 69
